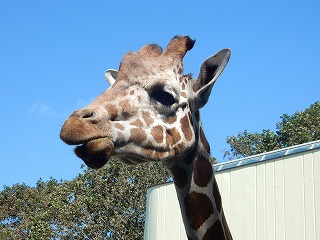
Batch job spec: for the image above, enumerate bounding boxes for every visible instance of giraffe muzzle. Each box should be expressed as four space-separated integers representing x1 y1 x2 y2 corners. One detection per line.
60 112 115 169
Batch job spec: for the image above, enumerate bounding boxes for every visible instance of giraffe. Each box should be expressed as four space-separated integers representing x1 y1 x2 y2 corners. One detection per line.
60 36 232 240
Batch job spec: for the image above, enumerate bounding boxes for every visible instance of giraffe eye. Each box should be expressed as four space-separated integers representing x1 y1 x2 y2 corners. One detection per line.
150 89 176 107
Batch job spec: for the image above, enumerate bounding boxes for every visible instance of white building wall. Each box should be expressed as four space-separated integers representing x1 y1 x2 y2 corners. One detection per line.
144 142 320 240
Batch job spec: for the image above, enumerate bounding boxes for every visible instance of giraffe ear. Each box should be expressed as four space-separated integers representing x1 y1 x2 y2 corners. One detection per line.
192 49 231 110
105 69 118 86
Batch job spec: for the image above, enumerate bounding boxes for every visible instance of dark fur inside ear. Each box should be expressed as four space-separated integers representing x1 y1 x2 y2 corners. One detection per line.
193 49 230 92
193 60 219 92
192 49 231 110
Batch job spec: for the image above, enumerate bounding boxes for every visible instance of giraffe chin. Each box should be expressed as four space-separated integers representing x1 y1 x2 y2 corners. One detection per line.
74 137 114 169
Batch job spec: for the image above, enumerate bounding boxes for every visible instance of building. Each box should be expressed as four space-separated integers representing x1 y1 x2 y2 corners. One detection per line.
144 140 320 240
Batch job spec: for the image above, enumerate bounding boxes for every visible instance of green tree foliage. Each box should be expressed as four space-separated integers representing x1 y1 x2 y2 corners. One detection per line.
224 101 320 160
0 160 170 239
277 101 320 146
224 129 281 159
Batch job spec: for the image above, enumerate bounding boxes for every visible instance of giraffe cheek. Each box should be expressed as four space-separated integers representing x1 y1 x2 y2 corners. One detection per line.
180 115 194 141
165 128 181 146
129 128 147 143
150 125 164 144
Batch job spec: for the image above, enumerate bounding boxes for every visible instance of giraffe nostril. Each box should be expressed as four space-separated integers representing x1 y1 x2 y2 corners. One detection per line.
75 109 99 122
82 111 94 119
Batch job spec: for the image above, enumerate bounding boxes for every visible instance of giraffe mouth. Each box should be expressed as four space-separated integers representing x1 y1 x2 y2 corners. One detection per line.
74 137 114 169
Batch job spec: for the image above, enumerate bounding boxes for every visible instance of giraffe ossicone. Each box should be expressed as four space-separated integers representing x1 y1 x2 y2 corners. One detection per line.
60 36 232 239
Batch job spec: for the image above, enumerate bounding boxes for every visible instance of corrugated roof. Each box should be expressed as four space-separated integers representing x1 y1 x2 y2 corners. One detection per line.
214 140 320 172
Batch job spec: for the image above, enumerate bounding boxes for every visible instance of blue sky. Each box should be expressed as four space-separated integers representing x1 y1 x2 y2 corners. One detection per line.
1 1 319 189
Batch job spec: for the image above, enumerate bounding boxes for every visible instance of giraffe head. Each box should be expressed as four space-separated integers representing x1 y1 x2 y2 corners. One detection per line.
60 36 230 169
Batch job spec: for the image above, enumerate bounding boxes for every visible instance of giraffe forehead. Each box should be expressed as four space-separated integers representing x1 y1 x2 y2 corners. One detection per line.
116 50 183 83
114 37 196 91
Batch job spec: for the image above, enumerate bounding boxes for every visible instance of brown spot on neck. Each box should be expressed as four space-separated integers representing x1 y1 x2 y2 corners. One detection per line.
171 164 188 188
200 127 210 153
193 155 213 187
202 220 226 240
184 192 214 230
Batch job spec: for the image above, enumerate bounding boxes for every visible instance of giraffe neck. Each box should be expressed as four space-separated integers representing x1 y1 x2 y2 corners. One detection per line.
165 125 232 240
